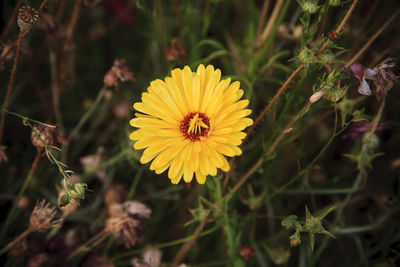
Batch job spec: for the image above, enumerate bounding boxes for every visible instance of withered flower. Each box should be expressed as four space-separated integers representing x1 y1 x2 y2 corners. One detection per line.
345 58 400 100
30 200 62 232
104 59 135 88
373 57 400 100
239 246 255 260
18 6 39 32
31 124 68 151
132 248 162 267
166 38 186 61
106 201 151 248
39 13 58 34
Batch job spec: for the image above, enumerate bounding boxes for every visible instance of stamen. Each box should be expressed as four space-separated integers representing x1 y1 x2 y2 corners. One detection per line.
180 112 210 142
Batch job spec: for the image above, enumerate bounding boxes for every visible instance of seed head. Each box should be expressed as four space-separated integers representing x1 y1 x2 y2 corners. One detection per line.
18 6 39 32
29 200 62 232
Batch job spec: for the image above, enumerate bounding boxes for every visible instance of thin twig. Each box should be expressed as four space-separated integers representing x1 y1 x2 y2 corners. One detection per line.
345 8 400 68
66 0 82 41
0 0 23 41
0 32 23 143
172 216 208 267
256 0 271 40
254 0 284 49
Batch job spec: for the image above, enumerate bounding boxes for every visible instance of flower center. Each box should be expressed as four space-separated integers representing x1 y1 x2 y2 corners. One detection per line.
180 112 210 141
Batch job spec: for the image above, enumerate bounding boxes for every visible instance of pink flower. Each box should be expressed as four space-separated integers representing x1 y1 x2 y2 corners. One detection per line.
345 63 377 96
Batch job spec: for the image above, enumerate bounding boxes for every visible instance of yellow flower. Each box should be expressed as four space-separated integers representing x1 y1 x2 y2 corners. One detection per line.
129 65 253 184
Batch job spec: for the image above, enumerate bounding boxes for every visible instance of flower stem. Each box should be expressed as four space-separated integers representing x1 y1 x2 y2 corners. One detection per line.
68 88 105 141
0 228 33 256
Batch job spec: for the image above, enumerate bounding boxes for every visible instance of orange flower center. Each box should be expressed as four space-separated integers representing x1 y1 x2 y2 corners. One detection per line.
180 112 210 141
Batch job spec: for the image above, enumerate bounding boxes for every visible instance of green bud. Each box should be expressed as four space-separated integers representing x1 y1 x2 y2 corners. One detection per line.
363 133 380 152
281 215 298 228
69 183 88 199
328 0 341 6
319 50 335 64
300 1 319 14
59 194 71 207
299 48 316 65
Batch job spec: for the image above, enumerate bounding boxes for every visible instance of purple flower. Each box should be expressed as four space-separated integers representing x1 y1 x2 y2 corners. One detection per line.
345 63 377 96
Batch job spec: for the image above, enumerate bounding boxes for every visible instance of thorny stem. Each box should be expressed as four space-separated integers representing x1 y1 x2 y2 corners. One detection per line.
0 150 41 241
345 8 400 68
172 216 209 267
223 0 360 191
0 0 23 41
0 32 23 143
312 94 387 265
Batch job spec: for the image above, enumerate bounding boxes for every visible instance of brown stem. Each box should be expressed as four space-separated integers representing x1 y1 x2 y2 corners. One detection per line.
172 217 208 267
0 32 23 143
254 0 284 49
256 0 271 40
0 0 23 41
345 8 400 68
39 0 49 12
66 0 82 41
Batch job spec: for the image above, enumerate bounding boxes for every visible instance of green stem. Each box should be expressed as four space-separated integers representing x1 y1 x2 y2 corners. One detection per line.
126 167 144 200
68 87 105 141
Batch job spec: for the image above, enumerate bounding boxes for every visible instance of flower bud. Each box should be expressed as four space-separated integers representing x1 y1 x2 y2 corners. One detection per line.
319 50 335 64
300 1 319 14
309 90 326 103
328 0 341 6
299 48 316 65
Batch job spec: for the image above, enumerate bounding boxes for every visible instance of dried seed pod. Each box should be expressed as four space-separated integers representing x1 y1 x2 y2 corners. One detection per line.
18 6 39 32
31 125 55 150
29 200 62 232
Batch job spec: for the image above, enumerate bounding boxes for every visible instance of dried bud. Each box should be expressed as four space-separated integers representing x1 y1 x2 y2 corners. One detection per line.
239 246 254 260
309 90 326 103
113 100 131 119
31 125 55 149
104 59 135 88
104 184 127 207
166 39 186 61
18 196 30 210
132 248 162 267
18 6 39 32
39 13 58 34
31 124 68 150
30 200 62 232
